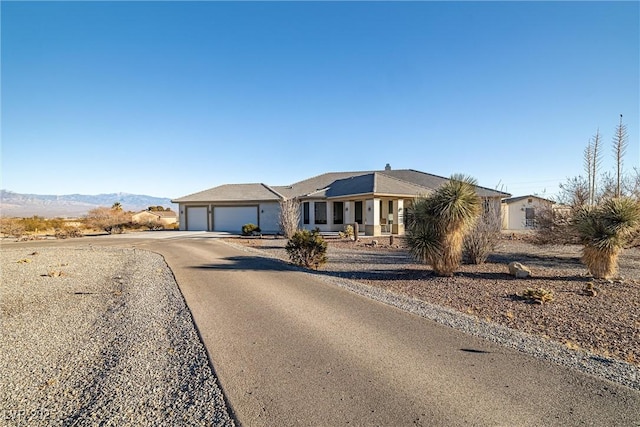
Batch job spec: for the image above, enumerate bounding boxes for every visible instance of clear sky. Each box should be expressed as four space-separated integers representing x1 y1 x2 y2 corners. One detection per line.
2 1 638 199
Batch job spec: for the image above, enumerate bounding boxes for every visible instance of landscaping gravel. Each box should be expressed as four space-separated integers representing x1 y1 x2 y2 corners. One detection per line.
225 236 640 392
0 247 234 427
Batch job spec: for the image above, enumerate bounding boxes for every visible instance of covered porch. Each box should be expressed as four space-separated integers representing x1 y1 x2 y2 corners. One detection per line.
301 197 414 237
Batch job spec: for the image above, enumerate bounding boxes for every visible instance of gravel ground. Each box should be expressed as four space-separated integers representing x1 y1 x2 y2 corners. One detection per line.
225 235 640 391
0 246 234 427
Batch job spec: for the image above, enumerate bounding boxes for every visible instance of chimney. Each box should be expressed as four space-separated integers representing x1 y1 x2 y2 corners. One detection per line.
384 163 391 171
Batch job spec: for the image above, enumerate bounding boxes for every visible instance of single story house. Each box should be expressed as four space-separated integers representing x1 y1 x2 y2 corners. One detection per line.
132 210 178 226
172 166 510 236
501 195 554 231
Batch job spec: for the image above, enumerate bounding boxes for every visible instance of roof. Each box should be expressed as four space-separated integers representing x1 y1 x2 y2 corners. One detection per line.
271 171 374 199
381 169 510 198
307 172 433 198
134 210 177 218
172 183 282 203
173 169 511 203
502 195 555 204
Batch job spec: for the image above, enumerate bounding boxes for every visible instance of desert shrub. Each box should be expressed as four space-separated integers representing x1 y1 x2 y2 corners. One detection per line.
55 226 83 239
18 216 66 233
406 175 480 276
285 229 328 269
279 198 300 239
338 224 355 240
521 288 554 304
463 200 501 264
241 223 261 236
86 206 130 234
144 219 164 230
533 205 579 245
575 197 640 279
0 217 25 238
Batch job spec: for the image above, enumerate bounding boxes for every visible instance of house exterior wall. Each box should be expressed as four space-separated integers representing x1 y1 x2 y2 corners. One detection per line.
132 211 177 226
177 202 278 232
259 202 280 234
502 197 551 231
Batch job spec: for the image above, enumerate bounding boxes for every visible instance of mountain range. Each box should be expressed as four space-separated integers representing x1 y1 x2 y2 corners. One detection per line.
0 190 177 218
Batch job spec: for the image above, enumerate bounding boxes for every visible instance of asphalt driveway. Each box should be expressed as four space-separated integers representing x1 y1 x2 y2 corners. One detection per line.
5 233 640 426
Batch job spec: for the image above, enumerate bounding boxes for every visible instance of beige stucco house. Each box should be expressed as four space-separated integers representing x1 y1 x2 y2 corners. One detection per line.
172 166 510 236
132 210 178 226
501 195 554 231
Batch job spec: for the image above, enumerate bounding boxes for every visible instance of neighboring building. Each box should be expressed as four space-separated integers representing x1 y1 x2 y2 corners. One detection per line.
131 210 178 226
501 195 554 231
172 167 510 236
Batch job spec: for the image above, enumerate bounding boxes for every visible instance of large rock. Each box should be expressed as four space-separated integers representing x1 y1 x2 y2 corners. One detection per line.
508 262 532 278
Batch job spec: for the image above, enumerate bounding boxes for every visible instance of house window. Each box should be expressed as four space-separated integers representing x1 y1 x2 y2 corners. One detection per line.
333 202 344 225
354 201 363 224
314 202 327 224
525 207 535 228
483 199 491 215
303 202 310 225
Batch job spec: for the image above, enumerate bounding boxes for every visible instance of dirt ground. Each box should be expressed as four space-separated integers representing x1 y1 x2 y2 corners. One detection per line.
229 235 640 367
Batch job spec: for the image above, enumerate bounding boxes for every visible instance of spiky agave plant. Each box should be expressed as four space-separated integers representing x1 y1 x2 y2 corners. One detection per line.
575 197 640 279
406 175 481 276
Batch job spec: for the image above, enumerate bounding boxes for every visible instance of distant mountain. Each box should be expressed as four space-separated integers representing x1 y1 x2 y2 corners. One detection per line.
0 190 177 218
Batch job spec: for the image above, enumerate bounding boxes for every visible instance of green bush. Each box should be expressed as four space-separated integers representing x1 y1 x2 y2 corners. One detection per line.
285 229 328 269
241 223 261 236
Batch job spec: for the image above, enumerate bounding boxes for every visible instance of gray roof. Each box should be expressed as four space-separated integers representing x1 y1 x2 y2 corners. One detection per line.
502 195 555 204
381 169 510 198
172 183 281 203
271 171 373 199
173 169 511 203
305 173 433 199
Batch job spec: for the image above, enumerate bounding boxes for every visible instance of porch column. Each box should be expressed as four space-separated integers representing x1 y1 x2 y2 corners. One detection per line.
344 201 354 225
392 199 405 235
365 198 381 236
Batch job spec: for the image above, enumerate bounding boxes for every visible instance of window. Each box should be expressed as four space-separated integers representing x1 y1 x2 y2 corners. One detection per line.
333 202 344 225
354 201 363 224
314 202 327 224
525 207 535 228
482 199 494 215
303 202 310 225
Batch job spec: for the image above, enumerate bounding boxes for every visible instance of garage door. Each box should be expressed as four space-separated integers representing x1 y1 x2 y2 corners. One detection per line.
214 206 258 232
186 207 208 231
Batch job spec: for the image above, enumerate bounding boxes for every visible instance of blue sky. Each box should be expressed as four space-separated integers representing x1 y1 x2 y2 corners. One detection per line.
2 1 638 199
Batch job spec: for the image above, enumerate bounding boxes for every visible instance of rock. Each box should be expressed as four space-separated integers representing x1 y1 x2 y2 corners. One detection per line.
508 262 532 278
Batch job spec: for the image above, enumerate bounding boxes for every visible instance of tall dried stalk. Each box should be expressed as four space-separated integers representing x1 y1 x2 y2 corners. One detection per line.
279 197 301 239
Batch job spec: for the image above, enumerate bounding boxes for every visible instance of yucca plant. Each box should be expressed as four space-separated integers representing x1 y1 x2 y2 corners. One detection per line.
575 197 640 279
406 175 481 276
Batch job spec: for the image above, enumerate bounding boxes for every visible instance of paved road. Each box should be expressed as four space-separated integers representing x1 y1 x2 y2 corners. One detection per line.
5 233 640 426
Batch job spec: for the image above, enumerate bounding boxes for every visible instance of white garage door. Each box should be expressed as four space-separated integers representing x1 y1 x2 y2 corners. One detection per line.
214 206 258 232
186 207 208 231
